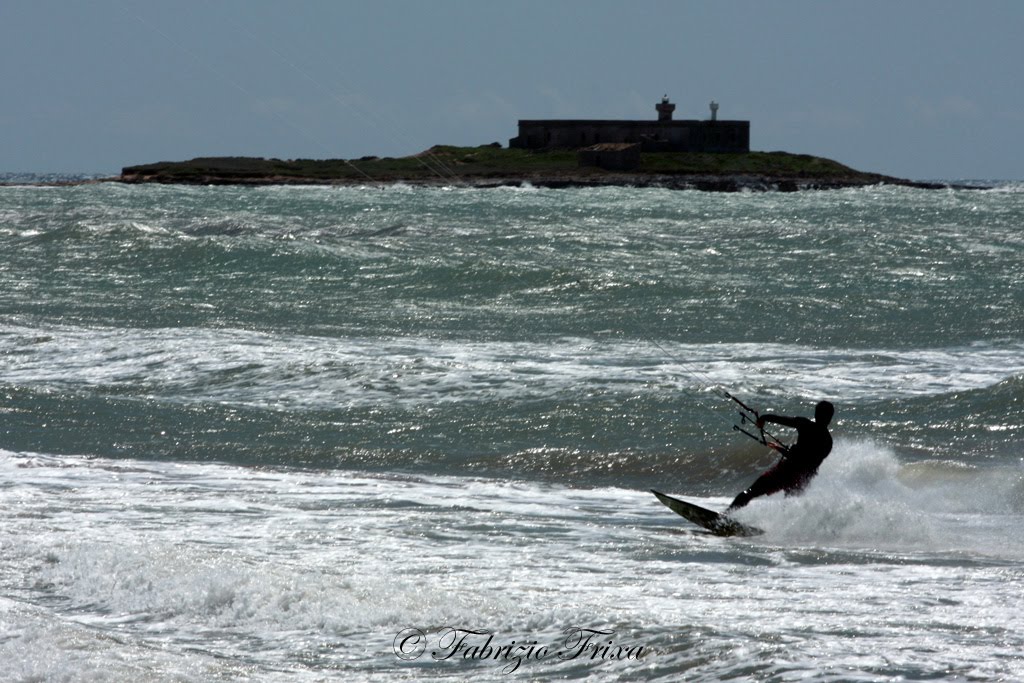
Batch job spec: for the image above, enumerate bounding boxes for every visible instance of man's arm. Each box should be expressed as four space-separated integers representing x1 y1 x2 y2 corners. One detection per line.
756 413 803 430
756 415 815 454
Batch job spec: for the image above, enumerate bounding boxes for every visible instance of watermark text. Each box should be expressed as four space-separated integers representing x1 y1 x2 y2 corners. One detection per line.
393 626 647 674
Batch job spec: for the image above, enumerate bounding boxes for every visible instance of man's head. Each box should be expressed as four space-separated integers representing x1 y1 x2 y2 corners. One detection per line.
815 400 835 425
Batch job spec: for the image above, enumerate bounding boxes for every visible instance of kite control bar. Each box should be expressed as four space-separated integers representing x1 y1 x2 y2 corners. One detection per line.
725 392 789 452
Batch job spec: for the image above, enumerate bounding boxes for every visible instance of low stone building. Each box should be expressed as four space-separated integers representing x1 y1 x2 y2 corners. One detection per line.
509 97 749 153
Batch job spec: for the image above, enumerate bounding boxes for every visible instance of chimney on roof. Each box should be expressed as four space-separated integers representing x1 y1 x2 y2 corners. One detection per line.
656 95 676 122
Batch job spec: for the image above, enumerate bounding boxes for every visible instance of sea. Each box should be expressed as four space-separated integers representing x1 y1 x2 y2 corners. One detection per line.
1 176 1022 681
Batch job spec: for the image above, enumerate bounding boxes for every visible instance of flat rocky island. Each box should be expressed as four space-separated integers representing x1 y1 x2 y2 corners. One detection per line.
118 145 952 192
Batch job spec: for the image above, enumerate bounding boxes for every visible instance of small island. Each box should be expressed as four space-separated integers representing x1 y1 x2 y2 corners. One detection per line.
118 145 949 193
116 98 957 192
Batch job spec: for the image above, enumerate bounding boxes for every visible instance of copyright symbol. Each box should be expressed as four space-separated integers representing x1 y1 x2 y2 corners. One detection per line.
394 627 427 660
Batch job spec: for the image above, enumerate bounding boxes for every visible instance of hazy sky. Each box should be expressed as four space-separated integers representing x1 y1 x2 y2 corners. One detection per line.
2 1 1021 179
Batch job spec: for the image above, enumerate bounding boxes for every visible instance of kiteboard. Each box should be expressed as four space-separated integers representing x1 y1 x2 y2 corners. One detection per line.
651 489 762 537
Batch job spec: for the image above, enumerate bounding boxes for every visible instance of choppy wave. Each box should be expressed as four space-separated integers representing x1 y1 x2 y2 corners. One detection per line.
2 316 1021 483
2 181 1024 680
4 323 1023 408
0 172 109 185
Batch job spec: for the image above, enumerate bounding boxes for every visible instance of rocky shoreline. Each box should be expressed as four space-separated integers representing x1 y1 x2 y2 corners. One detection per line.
18 147 979 192
115 168 958 193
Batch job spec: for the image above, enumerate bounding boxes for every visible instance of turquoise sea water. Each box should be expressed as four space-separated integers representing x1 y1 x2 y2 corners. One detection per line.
2 180 1023 680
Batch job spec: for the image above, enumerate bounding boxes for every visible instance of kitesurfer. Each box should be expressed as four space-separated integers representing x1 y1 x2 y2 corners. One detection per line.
726 400 834 512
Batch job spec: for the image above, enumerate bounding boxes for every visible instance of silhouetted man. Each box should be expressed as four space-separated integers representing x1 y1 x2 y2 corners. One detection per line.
727 400 834 512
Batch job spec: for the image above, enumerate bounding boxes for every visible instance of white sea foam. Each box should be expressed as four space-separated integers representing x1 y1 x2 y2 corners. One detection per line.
2 323 1022 411
734 439 1024 557
4 451 1024 681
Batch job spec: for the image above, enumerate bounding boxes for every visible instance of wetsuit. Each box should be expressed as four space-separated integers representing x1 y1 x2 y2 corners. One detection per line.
728 412 832 511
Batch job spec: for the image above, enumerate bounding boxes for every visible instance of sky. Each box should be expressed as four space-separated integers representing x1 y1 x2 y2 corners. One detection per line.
1 0 1021 180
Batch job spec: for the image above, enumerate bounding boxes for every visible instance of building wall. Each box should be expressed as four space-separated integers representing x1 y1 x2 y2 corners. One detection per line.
509 120 749 153
578 143 642 171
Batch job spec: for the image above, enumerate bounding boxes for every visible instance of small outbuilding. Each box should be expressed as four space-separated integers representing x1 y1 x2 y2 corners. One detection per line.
577 143 642 171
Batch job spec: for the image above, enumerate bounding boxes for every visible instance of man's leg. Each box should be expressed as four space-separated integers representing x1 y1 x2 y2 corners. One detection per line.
727 470 786 512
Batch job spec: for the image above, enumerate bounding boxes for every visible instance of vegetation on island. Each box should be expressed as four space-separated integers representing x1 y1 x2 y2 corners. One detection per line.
119 144 935 191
